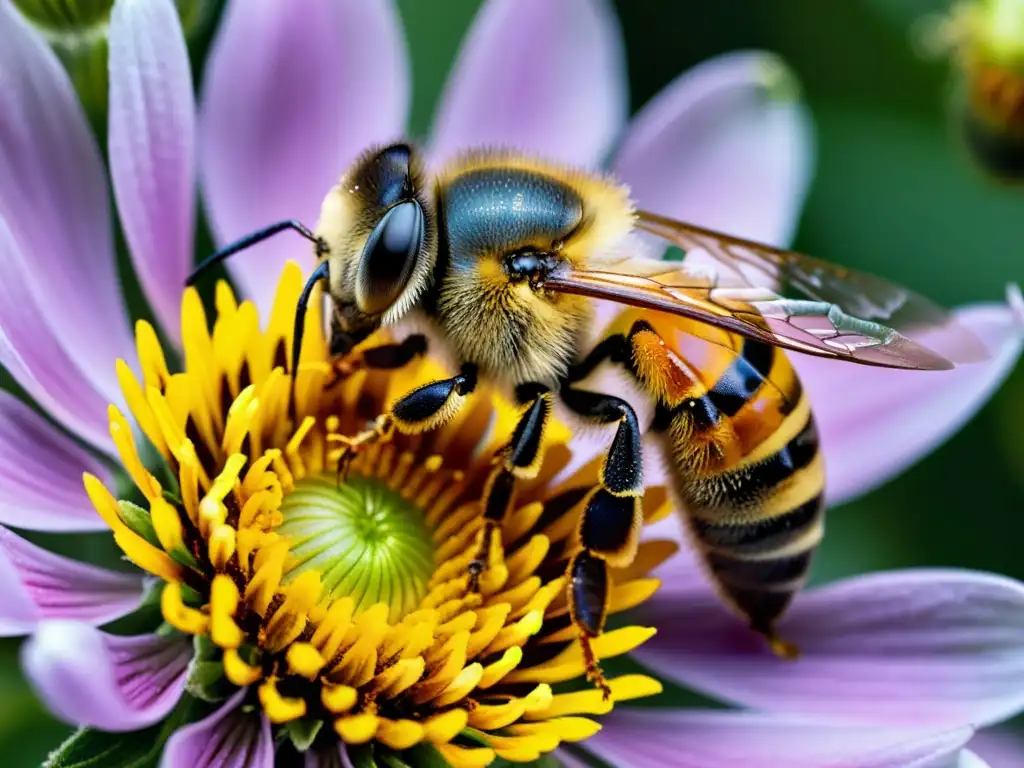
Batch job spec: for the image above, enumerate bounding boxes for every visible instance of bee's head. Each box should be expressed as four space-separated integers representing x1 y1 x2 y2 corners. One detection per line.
316 143 436 346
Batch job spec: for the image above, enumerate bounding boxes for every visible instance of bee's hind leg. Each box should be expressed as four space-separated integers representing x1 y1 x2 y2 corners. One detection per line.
557 383 645 697
470 383 552 592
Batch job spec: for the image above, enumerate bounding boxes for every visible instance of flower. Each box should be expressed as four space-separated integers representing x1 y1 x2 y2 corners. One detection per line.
25 263 669 765
2 0 1024 766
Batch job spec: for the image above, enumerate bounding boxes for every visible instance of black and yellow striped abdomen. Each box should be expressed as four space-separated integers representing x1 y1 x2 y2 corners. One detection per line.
621 309 825 641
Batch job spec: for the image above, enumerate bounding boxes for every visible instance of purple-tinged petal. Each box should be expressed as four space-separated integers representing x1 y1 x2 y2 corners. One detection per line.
958 752 993 768
0 392 111 531
795 289 1024 506
0 526 143 635
636 569 1024 729
199 0 409 313
577 710 974 768
162 688 273 768
969 730 1024 767
0 5 133 402
430 0 626 168
614 51 814 250
22 620 190 731
0 219 114 453
108 0 196 340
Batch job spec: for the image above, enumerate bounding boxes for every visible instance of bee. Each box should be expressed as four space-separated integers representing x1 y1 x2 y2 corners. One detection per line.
920 0 1024 181
189 143 984 693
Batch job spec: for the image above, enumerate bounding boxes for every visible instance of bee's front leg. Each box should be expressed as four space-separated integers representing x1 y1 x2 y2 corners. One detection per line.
327 331 428 384
470 383 553 593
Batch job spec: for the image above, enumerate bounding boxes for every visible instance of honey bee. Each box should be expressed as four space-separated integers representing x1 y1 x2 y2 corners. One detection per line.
189 143 985 693
921 0 1024 181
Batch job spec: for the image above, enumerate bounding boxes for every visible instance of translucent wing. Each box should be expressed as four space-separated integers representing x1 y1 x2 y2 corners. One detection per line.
541 211 988 370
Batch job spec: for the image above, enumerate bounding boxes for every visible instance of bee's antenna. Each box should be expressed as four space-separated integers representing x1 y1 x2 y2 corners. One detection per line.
289 260 330 422
186 220 322 286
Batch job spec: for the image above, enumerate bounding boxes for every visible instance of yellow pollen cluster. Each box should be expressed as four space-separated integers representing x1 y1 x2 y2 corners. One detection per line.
84 263 674 766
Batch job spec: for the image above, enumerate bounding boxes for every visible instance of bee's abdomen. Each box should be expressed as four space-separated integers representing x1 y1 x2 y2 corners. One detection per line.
663 337 826 635
684 412 825 635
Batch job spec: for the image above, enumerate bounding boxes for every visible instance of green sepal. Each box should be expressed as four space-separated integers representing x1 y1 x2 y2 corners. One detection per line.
347 744 379 768
185 636 231 703
168 543 201 571
375 748 414 768
43 693 206 768
185 659 230 703
402 744 456 768
117 501 161 548
284 716 323 752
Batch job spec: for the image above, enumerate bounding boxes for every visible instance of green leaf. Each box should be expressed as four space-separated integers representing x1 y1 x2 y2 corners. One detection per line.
285 717 323 752
117 501 160 549
44 694 204 768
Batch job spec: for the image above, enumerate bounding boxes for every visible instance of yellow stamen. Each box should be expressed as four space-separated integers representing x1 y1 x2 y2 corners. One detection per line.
286 642 326 679
223 649 262 686
334 713 378 745
321 683 358 714
259 678 307 724
209 575 243 649
161 582 207 635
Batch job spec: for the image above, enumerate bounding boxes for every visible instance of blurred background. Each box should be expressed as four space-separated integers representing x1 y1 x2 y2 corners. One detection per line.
2 0 1022 764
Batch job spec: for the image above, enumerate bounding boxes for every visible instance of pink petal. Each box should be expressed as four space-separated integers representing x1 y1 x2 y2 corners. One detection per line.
108 0 196 341
429 0 626 168
795 289 1024 506
578 710 974 768
635 569 1024 729
162 688 274 768
0 527 143 635
0 4 133 404
969 729 1024 767
0 220 114 453
22 620 190 731
198 0 409 313
614 51 814 250
0 392 112 531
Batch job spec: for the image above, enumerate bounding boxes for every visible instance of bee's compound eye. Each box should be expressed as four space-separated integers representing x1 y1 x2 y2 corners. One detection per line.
356 200 424 315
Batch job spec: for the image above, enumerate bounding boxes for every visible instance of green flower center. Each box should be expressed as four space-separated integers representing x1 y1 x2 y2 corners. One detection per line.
278 473 435 621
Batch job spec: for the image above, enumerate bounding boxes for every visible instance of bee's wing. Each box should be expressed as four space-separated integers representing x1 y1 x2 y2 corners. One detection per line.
542 211 989 370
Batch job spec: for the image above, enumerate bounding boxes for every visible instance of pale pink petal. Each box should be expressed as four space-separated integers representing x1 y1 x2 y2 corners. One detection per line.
614 51 814 249
0 527 143 635
199 0 409 312
636 569 1024 729
796 290 1024 505
108 0 196 340
0 4 133 402
969 730 1024 767
430 0 626 167
0 392 111 531
579 710 974 768
22 620 190 731
0 219 114 452
162 688 274 768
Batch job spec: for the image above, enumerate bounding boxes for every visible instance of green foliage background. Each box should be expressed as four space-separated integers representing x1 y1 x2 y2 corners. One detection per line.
1 0 1022 764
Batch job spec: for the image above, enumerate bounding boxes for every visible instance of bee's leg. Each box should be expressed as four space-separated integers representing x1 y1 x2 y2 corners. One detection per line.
470 384 552 592
568 549 612 700
330 359 476 480
327 327 428 383
557 385 644 698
